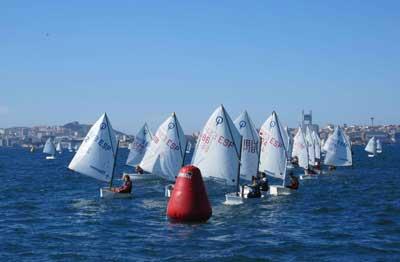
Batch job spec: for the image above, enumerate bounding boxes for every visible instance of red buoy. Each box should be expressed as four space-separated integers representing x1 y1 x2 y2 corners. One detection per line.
167 165 212 222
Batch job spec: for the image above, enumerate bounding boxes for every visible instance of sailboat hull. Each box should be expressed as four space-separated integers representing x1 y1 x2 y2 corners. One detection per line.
46 156 56 160
368 154 375 158
100 188 132 199
269 185 292 196
122 172 159 181
165 184 174 198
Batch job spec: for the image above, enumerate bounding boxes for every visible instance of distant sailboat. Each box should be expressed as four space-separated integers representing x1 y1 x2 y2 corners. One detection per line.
258 111 290 196
43 138 56 160
324 126 352 167
305 126 316 167
365 136 377 158
376 139 383 154
56 142 63 154
140 113 187 182
292 127 313 180
68 143 73 152
192 105 242 187
124 123 154 180
68 113 126 199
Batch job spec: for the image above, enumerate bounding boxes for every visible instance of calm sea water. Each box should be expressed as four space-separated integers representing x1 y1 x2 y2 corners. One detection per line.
1 145 399 261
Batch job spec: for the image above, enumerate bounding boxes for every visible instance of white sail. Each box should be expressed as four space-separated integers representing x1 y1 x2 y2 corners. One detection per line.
312 130 321 160
376 139 383 153
192 105 242 186
139 113 186 181
324 126 352 166
56 142 62 152
43 138 56 155
68 113 118 182
126 123 153 167
292 127 309 170
305 126 316 166
234 111 259 181
321 139 326 152
285 127 293 157
365 137 376 155
258 111 288 180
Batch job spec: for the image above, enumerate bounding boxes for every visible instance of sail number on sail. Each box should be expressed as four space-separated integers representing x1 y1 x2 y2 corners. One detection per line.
260 129 283 150
152 129 180 150
243 139 258 153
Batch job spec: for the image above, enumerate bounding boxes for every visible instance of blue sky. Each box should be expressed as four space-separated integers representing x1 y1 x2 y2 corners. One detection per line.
1 1 399 133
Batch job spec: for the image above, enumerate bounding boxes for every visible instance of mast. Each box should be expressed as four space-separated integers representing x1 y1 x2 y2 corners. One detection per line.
104 113 118 189
236 137 243 196
109 140 120 189
273 112 289 186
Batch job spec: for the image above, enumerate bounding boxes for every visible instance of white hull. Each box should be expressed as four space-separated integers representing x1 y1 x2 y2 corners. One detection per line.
368 154 375 158
46 156 56 160
165 184 174 198
269 185 292 196
377 150 382 154
300 174 318 180
122 172 159 181
224 186 268 205
100 188 132 199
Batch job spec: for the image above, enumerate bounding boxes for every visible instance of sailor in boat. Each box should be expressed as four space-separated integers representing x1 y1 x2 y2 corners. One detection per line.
285 173 299 190
111 175 133 194
259 172 269 192
247 176 262 198
135 165 144 175
307 167 318 175
291 156 299 168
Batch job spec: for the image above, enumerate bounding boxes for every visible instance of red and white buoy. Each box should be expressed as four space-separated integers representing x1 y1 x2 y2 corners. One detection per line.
167 165 212 222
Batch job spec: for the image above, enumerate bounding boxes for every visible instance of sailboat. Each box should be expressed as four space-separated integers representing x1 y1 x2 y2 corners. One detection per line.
305 126 316 169
285 127 294 170
192 105 241 185
312 130 322 174
43 138 56 160
224 111 263 205
258 111 290 196
376 139 383 154
68 113 127 199
68 143 73 152
123 123 154 180
188 105 241 204
74 144 79 152
233 111 259 182
140 113 187 183
324 126 352 168
291 127 314 180
365 136 377 158
56 142 63 154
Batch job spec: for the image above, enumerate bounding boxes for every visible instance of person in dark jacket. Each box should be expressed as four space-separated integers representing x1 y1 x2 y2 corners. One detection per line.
259 172 269 192
247 176 261 198
286 173 299 190
112 175 132 193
